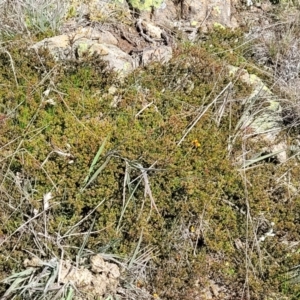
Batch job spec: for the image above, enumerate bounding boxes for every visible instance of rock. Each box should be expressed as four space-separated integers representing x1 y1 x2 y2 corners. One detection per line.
140 45 172 66
90 254 107 273
91 254 120 278
229 66 282 135
31 23 172 78
76 41 135 76
152 0 178 28
32 0 239 81
229 65 287 163
23 257 44 267
31 29 135 77
108 263 121 279
92 273 110 296
141 21 163 39
90 254 120 297
180 0 238 28
76 27 118 45
60 260 94 288
31 34 71 60
30 27 118 59
152 0 238 41
126 0 237 29
182 0 207 22
57 256 121 298
77 40 109 56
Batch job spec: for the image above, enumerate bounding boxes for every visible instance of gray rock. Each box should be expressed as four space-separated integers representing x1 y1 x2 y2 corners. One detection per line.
229 66 287 163
140 45 172 66
31 25 172 78
76 41 135 76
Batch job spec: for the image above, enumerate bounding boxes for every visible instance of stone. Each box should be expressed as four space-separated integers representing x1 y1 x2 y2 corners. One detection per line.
90 254 106 273
76 41 134 76
75 27 118 45
31 22 174 78
23 257 44 267
152 0 177 29
31 32 135 77
181 0 238 28
60 260 94 288
228 65 288 163
140 45 172 66
141 21 163 39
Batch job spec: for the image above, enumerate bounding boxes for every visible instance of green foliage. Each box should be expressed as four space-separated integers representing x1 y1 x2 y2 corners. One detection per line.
0 0 67 36
127 0 164 11
1 35 300 299
199 27 247 64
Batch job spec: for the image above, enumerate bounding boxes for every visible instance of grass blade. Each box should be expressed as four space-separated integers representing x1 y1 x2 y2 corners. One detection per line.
76 217 96 267
81 155 112 192
81 137 110 191
128 229 143 269
240 149 284 169
82 137 107 186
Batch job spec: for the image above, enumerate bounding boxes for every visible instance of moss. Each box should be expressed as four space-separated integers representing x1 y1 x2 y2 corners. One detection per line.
199 27 247 65
1 34 300 299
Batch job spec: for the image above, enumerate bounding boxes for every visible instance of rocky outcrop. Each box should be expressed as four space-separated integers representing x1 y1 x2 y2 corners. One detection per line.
31 26 172 77
30 0 240 77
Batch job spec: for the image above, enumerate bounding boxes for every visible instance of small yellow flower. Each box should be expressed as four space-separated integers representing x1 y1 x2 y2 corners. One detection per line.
153 293 159 299
192 139 200 148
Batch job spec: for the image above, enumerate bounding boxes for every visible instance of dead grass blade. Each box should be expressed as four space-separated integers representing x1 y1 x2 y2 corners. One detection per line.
240 149 285 169
177 82 232 146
